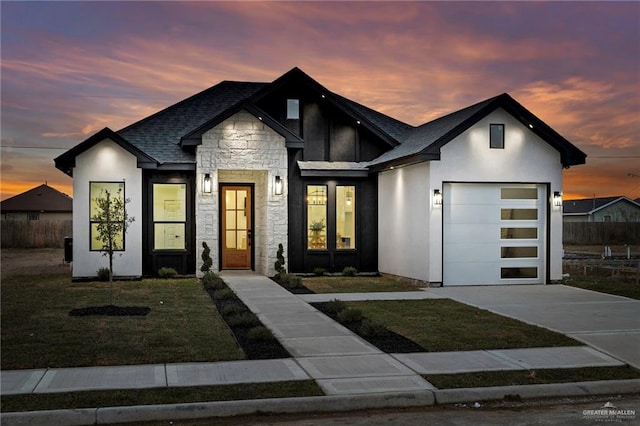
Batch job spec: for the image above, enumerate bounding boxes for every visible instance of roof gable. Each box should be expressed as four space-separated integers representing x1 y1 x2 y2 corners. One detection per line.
563 196 640 215
1 184 72 212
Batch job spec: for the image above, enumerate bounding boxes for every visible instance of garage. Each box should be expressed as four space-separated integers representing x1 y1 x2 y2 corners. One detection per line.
443 183 546 285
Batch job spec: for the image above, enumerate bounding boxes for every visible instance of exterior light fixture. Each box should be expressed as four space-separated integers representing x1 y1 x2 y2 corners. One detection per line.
553 191 562 207
529 124 534 129
433 189 443 205
203 173 212 193
274 175 283 195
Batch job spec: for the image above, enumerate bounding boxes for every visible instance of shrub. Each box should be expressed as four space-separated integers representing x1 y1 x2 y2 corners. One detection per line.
202 271 225 290
97 267 110 282
324 299 348 315
342 266 357 277
360 319 388 337
200 242 213 272
313 267 326 276
158 267 178 278
213 288 235 300
221 303 243 317
274 243 286 278
337 308 363 323
280 273 302 289
246 326 275 341
226 312 261 327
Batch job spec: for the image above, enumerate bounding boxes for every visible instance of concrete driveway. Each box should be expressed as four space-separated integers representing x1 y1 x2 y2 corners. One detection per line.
429 285 640 369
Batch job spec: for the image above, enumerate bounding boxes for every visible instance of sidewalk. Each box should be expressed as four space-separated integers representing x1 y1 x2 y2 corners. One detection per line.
2 272 639 425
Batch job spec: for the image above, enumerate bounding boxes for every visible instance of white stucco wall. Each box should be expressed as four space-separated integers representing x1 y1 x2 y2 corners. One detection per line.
72 139 143 278
378 108 564 284
196 110 288 276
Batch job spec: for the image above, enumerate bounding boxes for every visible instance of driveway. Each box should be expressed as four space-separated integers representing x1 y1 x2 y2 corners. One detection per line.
429 285 640 369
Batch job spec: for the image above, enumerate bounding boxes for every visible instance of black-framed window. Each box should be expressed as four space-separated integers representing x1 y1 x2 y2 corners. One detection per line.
490 123 505 149
307 185 327 250
90 181 125 251
27 212 39 221
153 183 187 250
336 186 356 249
287 98 300 120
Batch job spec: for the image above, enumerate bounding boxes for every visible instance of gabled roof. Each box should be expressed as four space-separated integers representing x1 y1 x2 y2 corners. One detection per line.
368 93 587 170
563 196 640 215
1 184 72 212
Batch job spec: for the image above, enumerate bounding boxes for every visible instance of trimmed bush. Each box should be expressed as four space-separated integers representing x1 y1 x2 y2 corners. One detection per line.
337 308 363 323
97 267 110 282
246 326 275 341
221 303 243 317
274 243 286 278
342 266 357 277
279 273 302 289
158 267 178 278
226 312 261 328
360 319 388 337
200 242 213 272
324 299 348 315
213 288 235 300
313 267 326 276
202 271 225 290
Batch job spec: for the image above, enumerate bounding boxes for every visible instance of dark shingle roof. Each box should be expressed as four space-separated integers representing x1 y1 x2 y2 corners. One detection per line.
117 81 266 164
1 184 72 212
563 196 639 214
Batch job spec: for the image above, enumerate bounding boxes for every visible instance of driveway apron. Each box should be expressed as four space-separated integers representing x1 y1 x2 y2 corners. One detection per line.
429 285 640 369
219 271 436 395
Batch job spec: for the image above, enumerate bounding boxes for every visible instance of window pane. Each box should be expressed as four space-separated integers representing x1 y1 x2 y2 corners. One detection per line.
501 267 537 279
501 228 538 239
490 124 504 149
90 182 124 217
501 188 538 199
501 247 538 258
153 184 186 221
336 186 356 249
287 99 300 119
91 223 124 251
237 211 247 230
501 209 538 220
307 185 327 250
236 190 247 210
226 190 236 211
237 231 247 250
225 231 236 249
154 224 185 250
226 210 236 229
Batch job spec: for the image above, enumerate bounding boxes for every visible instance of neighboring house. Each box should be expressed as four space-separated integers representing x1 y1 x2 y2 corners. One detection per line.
1 183 72 221
563 196 640 222
55 67 586 285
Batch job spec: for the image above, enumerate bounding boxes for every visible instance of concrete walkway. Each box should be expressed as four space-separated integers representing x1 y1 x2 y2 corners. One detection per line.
0 275 634 400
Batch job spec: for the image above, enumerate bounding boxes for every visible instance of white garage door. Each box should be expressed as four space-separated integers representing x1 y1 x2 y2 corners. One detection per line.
443 183 546 285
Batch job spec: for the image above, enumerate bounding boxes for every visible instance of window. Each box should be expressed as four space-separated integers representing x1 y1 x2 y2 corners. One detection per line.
490 124 504 149
501 247 538 258
90 182 125 251
501 227 538 239
501 187 538 199
287 99 300 120
27 212 39 221
153 183 186 250
336 186 356 249
501 209 538 220
501 267 537 279
307 185 327 249
603 215 612 222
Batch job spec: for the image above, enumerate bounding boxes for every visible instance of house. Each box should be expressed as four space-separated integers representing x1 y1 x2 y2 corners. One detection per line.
563 196 640 222
55 67 586 285
1 183 72 221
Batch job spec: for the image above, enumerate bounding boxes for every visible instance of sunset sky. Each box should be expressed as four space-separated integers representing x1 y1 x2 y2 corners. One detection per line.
1 1 639 201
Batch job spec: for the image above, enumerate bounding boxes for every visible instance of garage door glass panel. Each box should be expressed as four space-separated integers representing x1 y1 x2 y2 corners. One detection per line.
501 247 538 258
501 267 537 279
501 227 537 239
501 188 538 199
501 209 538 220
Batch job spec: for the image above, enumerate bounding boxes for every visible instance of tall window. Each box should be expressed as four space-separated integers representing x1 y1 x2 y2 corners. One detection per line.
490 123 504 149
90 182 125 251
336 186 356 249
287 99 300 119
153 183 186 250
307 185 327 249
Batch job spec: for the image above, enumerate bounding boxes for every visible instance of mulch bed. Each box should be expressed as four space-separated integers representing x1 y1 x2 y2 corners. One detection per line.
312 302 426 353
69 305 151 316
270 277 315 294
202 282 291 360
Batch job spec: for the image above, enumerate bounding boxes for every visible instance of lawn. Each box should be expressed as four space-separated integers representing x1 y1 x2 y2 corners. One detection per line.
562 271 639 300
1 274 244 369
344 299 580 351
302 276 420 293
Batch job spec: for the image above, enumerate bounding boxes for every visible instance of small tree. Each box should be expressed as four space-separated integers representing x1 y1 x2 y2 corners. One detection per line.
92 188 134 300
274 243 286 279
201 242 213 272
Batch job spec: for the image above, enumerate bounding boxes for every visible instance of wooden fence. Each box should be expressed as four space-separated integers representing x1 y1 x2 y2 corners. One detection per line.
1 220 72 248
563 222 640 245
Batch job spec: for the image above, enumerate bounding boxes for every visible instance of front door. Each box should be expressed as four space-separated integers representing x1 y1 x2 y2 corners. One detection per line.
221 185 252 269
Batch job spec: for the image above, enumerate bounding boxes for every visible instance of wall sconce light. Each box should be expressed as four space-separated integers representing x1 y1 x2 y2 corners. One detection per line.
203 173 212 193
274 175 283 195
553 191 562 207
433 189 443 205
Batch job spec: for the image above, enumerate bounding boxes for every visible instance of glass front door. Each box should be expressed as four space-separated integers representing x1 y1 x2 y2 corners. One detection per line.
221 186 252 269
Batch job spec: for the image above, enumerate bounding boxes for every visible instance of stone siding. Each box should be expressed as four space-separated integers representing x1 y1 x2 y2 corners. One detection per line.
196 110 288 276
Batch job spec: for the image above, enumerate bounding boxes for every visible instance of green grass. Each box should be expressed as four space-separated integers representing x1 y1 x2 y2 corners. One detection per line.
1 274 244 369
0 381 323 413
302 276 420 293
426 366 640 389
562 274 640 300
347 299 580 351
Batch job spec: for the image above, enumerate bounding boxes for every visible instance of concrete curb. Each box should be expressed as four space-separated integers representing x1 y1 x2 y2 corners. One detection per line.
2 380 639 426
